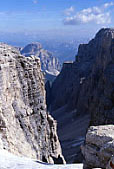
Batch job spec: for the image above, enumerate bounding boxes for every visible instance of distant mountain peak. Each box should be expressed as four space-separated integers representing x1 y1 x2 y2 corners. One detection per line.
21 42 61 79
21 42 42 55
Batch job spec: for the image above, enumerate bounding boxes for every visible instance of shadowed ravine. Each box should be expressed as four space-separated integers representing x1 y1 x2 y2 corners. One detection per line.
51 106 90 163
46 28 114 164
0 28 114 169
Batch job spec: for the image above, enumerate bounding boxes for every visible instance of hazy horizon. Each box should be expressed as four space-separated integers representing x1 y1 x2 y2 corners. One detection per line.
0 0 114 46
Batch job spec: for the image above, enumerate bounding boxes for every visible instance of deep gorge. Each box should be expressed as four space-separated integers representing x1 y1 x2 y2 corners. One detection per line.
0 28 114 169
46 28 114 164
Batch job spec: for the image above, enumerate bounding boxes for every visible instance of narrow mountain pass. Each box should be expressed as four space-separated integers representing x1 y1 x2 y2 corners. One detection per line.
52 106 90 163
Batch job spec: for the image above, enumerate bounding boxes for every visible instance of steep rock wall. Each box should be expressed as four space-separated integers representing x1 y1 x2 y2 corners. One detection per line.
49 28 114 162
76 28 114 125
51 28 114 124
0 43 65 164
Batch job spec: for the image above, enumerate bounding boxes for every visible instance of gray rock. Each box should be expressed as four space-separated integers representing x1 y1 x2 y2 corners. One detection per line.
81 125 114 169
49 28 114 163
0 43 65 164
77 28 114 125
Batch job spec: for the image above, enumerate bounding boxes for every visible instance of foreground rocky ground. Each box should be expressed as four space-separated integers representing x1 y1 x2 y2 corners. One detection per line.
0 150 83 169
82 125 114 169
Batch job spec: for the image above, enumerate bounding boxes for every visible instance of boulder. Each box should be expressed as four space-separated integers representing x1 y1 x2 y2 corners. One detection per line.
82 125 114 168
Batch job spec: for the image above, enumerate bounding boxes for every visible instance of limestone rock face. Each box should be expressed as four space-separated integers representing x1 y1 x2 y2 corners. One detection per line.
76 28 114 125
82 125 114 169
0 43 65 164
51 28 114 124
49 28 114 163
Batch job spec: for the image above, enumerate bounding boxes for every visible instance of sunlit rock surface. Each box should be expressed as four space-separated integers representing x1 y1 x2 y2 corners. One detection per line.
0 43 65 164
82 125 114 169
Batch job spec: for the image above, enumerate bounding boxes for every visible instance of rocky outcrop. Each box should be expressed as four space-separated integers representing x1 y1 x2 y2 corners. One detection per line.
49 28 114 163
0 43 65 164
21 42 61 77
76 28 114 125
51 28 114 119
81 125 114 169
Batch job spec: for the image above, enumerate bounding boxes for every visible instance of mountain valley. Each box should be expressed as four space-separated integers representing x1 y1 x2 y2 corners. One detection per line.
0 28 114 169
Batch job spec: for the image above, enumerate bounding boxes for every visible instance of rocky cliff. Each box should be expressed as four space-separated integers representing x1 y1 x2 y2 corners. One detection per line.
77 28 114 168
49 28 114 163
0 43 65 164
76 28 114 125
21 42 61 77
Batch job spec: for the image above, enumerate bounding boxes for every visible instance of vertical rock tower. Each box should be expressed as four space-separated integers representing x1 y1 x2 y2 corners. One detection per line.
0 43 65 164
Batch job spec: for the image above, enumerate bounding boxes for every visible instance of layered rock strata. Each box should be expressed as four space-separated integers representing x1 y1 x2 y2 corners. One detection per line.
0 43 65 164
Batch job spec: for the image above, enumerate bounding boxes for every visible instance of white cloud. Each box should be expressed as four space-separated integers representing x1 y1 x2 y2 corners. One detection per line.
64 6 74 16
103 2 114 8
64 2 114 25
33 0 38 4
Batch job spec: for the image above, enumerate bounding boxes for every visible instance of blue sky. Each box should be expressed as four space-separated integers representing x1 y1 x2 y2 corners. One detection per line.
0 0 114 40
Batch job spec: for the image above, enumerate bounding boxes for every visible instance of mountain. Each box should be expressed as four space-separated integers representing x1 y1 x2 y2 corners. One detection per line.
41 40 77 63
75 28 114 126
0 31 89 63
21 42 61 78
48 28 114 163
0 43 65 164
0 28 114 168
